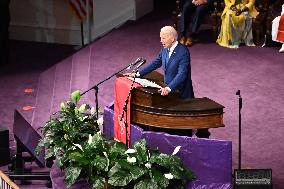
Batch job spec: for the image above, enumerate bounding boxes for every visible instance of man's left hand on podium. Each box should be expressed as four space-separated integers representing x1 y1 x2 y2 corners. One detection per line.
123 72 139 78
159 87 171 96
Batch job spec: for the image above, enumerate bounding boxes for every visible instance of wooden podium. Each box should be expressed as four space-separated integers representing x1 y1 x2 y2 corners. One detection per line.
130 71 225 138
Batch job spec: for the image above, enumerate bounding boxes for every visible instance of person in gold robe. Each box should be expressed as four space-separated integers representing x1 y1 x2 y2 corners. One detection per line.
216 0 259 48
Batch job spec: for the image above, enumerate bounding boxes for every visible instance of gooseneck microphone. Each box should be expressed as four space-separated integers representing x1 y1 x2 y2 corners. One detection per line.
126 57 144 70
133 59 146 70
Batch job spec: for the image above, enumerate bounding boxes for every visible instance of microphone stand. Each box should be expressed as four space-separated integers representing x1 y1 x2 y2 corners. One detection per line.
81 63 136 119
119 69 139 148
236 90 242 169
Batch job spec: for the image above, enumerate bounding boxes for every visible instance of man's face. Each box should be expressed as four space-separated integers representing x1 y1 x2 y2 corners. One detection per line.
160 32 174 48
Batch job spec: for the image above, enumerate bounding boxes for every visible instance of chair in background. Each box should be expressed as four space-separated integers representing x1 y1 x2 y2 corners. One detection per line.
172 0 224 42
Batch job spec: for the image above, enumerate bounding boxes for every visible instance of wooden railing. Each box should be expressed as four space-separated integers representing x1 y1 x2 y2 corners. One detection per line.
0 170 20 189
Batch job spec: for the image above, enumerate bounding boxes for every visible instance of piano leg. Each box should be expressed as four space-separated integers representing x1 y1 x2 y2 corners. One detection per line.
195 129 210 138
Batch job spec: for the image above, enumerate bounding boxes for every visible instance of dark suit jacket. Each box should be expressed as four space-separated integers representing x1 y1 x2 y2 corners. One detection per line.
139 43 194 99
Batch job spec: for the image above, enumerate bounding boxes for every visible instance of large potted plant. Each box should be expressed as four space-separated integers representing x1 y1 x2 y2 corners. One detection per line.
36 91 195 189
108 139 195 189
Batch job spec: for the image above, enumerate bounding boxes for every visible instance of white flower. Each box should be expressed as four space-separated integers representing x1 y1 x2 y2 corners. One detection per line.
145 163 151 169
125 148 136 154
60 102 65 110
97 117 104 126
91 107 95 115
172 146 181 155
64 134 68 140
70 146 76 150
103 152 110 171
88 134 93 145
164 173 174 179
103 152 108 157
127 157 136 163
74 143 83 152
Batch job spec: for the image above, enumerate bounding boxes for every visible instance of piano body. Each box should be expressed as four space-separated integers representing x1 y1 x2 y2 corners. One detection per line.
130 71 225 137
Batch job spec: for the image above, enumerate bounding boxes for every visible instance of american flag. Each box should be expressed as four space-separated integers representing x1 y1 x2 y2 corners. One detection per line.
69 0 93 20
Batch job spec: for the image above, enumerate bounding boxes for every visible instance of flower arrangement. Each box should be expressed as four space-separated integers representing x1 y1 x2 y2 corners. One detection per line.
108 140 195 189
36 91 195 188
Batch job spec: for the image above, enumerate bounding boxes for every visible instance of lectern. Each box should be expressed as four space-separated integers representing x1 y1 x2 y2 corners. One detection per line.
130 71 225 138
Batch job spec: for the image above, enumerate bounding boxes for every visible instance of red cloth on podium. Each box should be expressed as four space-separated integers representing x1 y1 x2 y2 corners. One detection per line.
277 15 284 42
114 77 141 144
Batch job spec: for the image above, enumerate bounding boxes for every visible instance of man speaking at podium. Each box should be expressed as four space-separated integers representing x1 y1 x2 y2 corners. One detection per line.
127 26 194 99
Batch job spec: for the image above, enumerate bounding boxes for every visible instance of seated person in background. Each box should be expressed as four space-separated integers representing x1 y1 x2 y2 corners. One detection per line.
272 4 284 53
216 0 259 48
179 0 213 46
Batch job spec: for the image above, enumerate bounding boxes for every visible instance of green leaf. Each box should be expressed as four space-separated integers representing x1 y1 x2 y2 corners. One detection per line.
71 90 81 104
108 171 132 186
133 139 148 162
134 179 159 189
91 156 108 172
45 149 55 159
108 161 130 177
68 152 89 165
130 166 146 180
108 161 133 186
150 153 171 168
152 168 169 188
65 166 82 187
90 175 105 189
110 142 126 154
74 107 79 115
78 103 87 113
109 142 127 161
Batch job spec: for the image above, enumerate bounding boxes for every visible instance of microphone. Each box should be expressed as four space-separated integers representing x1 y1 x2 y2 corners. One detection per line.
236 89 242 110
236 90 240 96
134 59 146 70
126 57 144 70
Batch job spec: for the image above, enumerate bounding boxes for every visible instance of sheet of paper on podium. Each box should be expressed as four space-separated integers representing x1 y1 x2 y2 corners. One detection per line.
127 77 162 89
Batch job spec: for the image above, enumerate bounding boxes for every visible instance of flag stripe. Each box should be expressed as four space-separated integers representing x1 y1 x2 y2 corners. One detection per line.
69 0 93 21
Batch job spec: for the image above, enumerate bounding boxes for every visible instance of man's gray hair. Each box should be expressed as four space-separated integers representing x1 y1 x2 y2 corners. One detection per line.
160 26 178 40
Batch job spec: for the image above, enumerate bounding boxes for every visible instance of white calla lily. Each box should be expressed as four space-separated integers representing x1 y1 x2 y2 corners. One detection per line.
64 134 68 140
74 143 83 151
125 148 136 154
172 146 181 155
88 134 92 145
145 163 151 169
164 173 174 179
127 157 136 163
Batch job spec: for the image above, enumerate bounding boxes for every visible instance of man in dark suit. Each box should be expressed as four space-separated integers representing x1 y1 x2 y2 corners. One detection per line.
179 0 213 46
0 0 10 65
139 26 194 99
